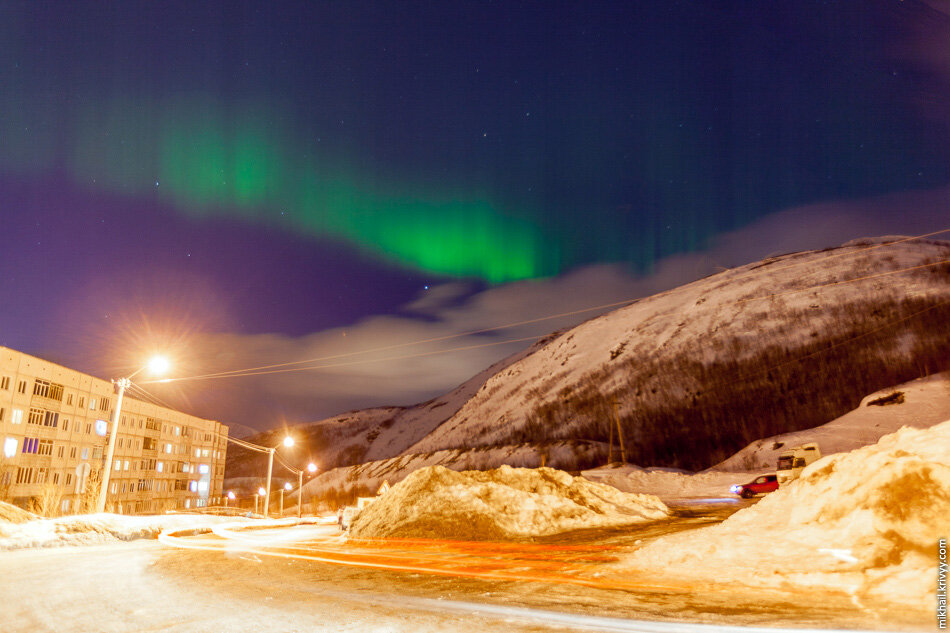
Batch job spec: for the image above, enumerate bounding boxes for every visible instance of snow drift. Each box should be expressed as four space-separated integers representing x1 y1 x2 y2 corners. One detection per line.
348 465 669 541
621 419 950 611
0 512 242 551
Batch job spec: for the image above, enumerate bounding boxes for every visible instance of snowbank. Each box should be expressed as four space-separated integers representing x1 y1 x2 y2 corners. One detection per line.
620 419 950 612
349 465 669 541
0 501 37 524
0 512 243 551
582 463 745 500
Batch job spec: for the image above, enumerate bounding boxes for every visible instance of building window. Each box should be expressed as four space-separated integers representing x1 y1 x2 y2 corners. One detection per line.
70 446 77 458
85 423 92 434
111 482 117 493
124 460 130 471
62 419 69 432
32 379 64 401
99 398 110 411
0 376 9 390
16 467 34 484
61 499 70 513
3 437 17 458
53 472 60 484
11 408 23 424
92 448 102 459
78 396 85 408
17 380 27 394
0 407 4 422
21 438 38 454
29 409 59 428
81 448 89 460
66 393 73 406
114 460 121 472
94 420 108 436
37 439 53 456
57 445 65 458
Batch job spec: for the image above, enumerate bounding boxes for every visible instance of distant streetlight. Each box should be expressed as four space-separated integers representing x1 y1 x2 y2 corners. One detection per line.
224 491 235 507
299 462 318 518
279 481 292 516
96 355 170 513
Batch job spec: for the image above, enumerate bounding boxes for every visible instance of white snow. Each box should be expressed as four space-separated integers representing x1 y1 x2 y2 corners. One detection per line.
0 511 244 551
618 419 950 612
406 239 950 453
348 465 669 541
581 464 745 500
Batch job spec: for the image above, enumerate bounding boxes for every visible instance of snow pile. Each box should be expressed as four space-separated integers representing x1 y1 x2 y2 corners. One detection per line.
622 420 950 611
0 501 36 525
582 463 745 500
0 512 242 550
348 465 669 541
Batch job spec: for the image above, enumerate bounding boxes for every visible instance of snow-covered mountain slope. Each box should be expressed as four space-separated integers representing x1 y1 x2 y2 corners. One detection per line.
581 371 950 499
405 237 950 468
226 341 546 478
229 237 950 483
713 371 950 471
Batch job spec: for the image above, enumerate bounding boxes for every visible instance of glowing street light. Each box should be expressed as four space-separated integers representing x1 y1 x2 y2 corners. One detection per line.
279 481 292 516
224 491 235 507
96 355 170 513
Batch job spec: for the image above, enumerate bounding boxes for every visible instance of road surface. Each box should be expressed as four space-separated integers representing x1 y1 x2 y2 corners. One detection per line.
0 501 922 632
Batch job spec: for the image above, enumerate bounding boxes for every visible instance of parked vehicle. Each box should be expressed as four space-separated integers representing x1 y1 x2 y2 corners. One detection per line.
730 474 779 498
776 442 822 486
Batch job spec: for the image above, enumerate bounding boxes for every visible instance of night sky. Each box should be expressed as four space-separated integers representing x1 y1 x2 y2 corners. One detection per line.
2 1 948 433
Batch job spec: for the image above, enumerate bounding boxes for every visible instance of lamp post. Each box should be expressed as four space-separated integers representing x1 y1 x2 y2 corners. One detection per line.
96 356 169 513
279 482 291 516
295 462 318 518
255 487 265 515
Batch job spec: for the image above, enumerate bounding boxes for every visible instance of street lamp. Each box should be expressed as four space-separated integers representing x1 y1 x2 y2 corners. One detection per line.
96 355 170 513
279 482 292 516
225 491 235 507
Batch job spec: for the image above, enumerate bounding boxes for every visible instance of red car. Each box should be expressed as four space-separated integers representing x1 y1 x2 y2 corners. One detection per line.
730 474 779 498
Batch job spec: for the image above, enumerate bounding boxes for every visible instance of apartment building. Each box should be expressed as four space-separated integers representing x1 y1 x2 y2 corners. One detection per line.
0 346 228 515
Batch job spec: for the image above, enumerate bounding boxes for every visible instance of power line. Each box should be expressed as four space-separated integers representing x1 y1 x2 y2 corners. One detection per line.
150 335 542 383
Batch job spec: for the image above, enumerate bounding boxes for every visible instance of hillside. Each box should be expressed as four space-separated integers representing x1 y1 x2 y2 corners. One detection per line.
229 237 950 499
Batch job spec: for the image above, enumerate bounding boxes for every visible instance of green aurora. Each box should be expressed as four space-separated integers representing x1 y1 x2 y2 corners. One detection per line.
6 95 545 282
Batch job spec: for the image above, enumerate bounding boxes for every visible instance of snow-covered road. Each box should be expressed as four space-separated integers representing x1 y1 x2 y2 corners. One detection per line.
1 504 916 632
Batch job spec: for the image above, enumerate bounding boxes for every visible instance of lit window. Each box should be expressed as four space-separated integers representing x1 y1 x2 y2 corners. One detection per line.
197 481 209 493
156 462 163 473
124 460 130 471
11 408 23 424
81 448 89 460
114 460 121 471
198 464 209 474
94 420 108 436
3 437 17 458
195 448 200 458
89 398 96 410
189 480 198 492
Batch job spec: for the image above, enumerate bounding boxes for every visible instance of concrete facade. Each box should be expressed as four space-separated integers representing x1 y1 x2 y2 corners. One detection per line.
0 346 227 515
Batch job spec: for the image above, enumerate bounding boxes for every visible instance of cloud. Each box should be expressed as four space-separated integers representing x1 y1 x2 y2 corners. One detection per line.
143 185 950 433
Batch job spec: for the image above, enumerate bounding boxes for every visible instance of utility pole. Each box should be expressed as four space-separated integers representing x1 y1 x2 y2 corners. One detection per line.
607 411 614 464
612 400 627 464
